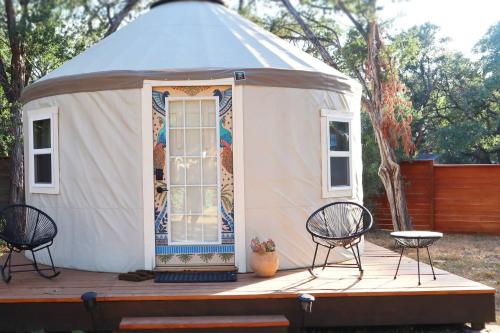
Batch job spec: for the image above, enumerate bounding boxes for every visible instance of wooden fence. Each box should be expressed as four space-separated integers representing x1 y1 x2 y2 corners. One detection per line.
371 160 500 234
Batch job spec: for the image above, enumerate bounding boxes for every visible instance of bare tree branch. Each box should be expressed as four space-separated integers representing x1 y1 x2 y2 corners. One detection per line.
103 0 141 38
280 0 340 70
336 0 367 39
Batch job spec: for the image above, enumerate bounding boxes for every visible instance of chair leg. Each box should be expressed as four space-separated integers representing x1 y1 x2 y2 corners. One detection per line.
426 247 436 280
350 244 363 279
355 244 363 272
31 248 60 279
322 247 332 270
394 246 404 280
308 244 319 277
1 248 13 283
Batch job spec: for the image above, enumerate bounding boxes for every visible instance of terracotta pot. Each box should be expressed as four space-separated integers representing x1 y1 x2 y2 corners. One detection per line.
250 251 279 277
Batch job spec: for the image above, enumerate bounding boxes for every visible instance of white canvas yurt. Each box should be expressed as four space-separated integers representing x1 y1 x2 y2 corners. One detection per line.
21 0 363 273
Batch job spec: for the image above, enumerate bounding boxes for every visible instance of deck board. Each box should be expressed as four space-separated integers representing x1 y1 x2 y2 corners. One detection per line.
0 242 493 303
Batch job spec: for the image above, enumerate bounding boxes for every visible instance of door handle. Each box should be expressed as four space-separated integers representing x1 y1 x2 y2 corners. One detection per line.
156 186 168 193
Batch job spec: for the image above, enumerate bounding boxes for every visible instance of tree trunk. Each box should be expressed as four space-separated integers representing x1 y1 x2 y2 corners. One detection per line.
365 21 412 231
9 103 24 205
368 110 412 230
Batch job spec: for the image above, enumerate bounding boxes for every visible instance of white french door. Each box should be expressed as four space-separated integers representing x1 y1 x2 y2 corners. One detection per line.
166 97 221 245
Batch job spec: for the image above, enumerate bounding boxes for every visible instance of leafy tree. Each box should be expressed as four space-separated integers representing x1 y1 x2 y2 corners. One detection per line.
277 0 414 230
395 23 499 163
0 0 142 204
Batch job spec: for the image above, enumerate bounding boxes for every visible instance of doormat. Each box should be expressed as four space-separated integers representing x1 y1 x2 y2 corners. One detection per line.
154 271 237 283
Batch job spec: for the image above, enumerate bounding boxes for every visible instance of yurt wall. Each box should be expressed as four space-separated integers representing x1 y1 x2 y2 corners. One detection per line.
241 85 363 270
23 89 145 273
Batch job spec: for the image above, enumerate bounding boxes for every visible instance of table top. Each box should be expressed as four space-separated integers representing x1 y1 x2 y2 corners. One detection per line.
390 231 443 239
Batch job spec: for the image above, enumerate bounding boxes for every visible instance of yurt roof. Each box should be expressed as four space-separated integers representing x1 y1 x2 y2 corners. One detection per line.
22 0 360 103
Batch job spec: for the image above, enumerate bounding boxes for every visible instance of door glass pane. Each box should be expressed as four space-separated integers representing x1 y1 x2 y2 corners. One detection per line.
329 121 349 151
170 187 185 214
185 129 201 156
187 216 203 242
33 119 51 149
34 154 52 184
204 218 218 242
169 101 184 127
202 100 216 127
202 129 217 157
169 129 184 156
170 215 186 243
185 101 200 127
203 187 217 215
202 158 217 185
186 187 202 214
169 157 185 186
330 157 350 187
186 158 201 185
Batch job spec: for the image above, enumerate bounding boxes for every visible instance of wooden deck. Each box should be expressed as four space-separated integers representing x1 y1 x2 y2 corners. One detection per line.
0 242 495 331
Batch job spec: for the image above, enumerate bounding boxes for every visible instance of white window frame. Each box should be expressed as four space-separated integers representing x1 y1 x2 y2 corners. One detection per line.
28 106 59 194
165 96 222 246
321 108 353 198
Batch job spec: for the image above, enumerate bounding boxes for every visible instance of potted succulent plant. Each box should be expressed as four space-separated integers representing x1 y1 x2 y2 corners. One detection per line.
249 237 279 277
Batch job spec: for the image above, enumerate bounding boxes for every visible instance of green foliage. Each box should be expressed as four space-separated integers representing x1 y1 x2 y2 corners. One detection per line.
396 23 499 163
0 0 145 157
361 112 382 203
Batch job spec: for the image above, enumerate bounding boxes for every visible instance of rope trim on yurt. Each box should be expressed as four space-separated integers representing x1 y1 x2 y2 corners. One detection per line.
21 68 361 103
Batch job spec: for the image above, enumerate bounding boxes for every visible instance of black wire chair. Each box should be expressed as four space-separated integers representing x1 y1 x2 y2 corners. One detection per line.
0 204 60 283
306 202 373 278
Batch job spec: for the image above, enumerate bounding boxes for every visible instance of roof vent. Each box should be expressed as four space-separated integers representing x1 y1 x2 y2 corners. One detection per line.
150 0 226 9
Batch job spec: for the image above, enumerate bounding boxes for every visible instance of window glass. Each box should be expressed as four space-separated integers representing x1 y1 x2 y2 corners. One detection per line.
187 216 203 242
201 100 216 127
329 121 349 151
330 156 350 187
186 186 202 214
186 158 201 185
34 154 52 184
169 101 184 127
202 129 217 156
33 119 51 149
185 101 200 127
169 157 185 185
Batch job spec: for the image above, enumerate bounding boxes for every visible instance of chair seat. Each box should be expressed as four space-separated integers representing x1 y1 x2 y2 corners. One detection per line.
0 233 52 250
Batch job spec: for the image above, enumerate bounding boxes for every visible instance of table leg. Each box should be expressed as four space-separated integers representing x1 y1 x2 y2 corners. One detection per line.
417 239 421 286
394 246 405 280
427 247 436 280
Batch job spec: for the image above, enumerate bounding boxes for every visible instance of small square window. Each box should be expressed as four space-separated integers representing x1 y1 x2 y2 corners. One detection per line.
28 107 59 194
321 109 353 198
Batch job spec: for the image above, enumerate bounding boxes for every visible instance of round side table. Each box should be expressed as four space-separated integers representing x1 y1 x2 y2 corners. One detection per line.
390 231 443 285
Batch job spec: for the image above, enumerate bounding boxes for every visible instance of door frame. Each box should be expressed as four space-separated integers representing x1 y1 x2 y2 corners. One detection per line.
141 78 247 272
